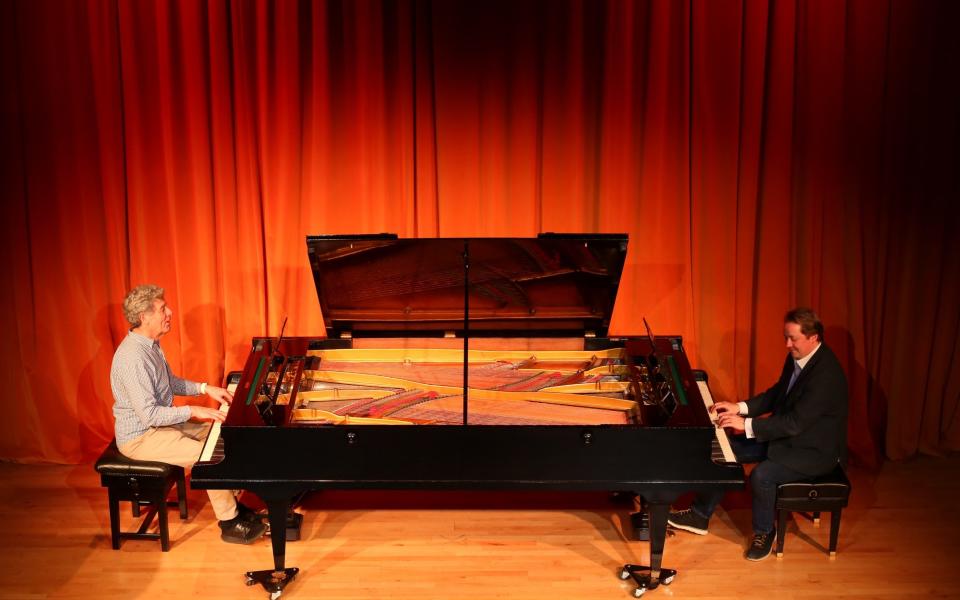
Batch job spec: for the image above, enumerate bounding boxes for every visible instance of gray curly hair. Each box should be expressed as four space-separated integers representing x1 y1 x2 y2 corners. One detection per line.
122 284 165 327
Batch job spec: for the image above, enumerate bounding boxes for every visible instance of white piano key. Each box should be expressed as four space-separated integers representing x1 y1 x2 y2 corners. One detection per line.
198 381 236 463
696 380 736 463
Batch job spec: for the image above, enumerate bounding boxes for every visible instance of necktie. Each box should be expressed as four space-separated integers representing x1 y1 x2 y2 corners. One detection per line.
786 362 801 394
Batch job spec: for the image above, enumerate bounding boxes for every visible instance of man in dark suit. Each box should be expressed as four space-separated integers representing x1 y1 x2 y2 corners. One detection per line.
667 307 848 560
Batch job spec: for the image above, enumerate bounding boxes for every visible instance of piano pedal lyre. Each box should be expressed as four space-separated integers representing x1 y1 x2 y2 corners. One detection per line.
630 511 650 541
625 495 674 542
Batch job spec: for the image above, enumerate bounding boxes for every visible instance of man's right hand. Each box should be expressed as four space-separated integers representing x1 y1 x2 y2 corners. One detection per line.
189 405 227 422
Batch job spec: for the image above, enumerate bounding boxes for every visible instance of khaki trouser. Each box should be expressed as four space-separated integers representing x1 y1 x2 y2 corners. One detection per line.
119 421 238 521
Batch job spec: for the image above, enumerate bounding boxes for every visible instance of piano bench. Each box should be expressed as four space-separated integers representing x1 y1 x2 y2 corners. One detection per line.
774 464 851 558
94 440 188 552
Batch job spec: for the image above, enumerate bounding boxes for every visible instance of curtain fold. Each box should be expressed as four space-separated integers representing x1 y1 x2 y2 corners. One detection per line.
1 0 957 464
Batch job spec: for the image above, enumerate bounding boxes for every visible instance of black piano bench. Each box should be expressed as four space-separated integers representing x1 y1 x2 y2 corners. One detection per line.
774 464 851 558
94 440 188 552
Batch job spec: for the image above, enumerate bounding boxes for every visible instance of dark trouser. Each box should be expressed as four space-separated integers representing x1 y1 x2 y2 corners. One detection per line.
691 436 808 535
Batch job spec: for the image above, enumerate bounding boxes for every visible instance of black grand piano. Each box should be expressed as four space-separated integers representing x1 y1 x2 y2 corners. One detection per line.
192 234 743 599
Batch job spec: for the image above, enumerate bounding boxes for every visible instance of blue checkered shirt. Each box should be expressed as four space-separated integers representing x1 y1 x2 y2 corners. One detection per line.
111 331 199 446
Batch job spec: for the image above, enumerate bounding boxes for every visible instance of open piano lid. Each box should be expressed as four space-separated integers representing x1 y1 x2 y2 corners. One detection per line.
306 233 629 338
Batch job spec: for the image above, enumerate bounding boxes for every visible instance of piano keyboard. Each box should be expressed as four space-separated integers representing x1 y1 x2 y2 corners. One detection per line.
198 382 235 463
696 380 737 463
198 380 738 464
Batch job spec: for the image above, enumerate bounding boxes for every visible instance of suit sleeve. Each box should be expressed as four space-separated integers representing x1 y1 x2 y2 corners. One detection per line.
745 383 778 416
744 358 790 416
751 363 845 442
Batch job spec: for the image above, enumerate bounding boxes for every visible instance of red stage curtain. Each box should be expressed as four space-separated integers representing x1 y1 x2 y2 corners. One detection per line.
1 0 957 464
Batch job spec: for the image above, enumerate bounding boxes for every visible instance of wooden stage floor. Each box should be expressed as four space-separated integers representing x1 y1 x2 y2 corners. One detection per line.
1 454 959 599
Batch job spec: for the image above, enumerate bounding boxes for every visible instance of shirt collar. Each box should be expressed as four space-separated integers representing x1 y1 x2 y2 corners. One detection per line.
796 342 822 370
127 329 160 349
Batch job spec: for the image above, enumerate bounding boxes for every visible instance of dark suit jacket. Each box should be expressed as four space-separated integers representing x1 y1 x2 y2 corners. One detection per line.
745 343 848 476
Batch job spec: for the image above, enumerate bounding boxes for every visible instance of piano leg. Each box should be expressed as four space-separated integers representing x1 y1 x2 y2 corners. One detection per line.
620 501 677 597
244 493 299 600
629 494 650 541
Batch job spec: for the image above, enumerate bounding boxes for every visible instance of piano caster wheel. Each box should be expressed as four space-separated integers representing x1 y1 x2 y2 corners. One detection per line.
621 565 676 597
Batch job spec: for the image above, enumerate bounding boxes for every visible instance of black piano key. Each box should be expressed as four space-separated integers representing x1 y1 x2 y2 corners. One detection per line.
212 437 225 461
711 438 724 462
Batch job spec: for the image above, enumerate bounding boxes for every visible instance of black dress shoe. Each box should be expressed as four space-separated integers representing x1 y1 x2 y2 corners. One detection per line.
219 516 267 544
237 502 263 523
745 530 776 561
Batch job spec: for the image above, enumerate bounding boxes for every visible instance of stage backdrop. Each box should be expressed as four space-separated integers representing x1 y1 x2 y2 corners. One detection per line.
1 0 958 465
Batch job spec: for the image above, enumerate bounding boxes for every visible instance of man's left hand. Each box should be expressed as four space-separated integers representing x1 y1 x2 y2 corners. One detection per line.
205 385 234 405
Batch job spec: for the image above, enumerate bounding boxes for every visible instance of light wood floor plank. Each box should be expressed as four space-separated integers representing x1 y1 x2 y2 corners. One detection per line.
0 455 958 599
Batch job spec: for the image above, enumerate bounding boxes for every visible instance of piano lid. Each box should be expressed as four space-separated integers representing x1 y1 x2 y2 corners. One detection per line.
306 234 628 338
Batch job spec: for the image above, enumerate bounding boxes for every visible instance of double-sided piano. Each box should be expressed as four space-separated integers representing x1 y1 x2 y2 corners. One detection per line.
192 234 743 599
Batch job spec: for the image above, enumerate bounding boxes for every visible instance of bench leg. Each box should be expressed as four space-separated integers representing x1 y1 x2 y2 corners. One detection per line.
813 511 821 526
828 509 842 557
775 509 788 557
157 499 170 552
107 489 121 550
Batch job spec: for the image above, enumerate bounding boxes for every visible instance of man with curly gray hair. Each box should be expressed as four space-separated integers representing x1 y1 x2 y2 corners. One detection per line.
110 284 266 544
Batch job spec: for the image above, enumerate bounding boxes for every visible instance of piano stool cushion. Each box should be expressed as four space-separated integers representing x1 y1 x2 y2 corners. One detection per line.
774 464 851 557
775 464 851 509
95 440 179 478
94 440 188 552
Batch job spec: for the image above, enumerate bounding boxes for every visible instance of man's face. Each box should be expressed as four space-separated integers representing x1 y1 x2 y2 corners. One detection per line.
139 298 173 339
784 321 818 360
